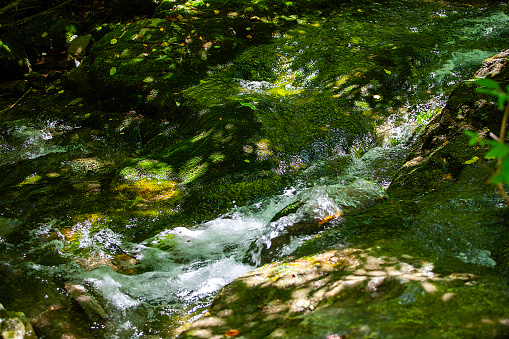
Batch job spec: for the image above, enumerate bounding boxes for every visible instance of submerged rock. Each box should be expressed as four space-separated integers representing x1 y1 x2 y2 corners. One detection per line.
64 283 108 324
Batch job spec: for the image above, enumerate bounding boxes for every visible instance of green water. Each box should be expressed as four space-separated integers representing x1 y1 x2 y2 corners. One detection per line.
1 0 509 337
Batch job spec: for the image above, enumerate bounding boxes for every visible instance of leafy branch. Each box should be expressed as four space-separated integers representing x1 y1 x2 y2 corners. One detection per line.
465 78 509 205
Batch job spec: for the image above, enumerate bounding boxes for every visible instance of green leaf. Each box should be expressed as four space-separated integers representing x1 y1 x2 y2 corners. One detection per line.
486 142 509 158
110 67 117 76
475 78 500 90
464 130 479 146
240 102 256 110
498 94 508 110
491 157 509 184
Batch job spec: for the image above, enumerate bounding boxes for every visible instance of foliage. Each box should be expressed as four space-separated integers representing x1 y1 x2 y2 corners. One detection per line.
465 78 509 205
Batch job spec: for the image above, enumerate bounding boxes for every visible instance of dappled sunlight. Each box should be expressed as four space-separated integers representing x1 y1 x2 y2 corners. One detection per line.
182 246 509 338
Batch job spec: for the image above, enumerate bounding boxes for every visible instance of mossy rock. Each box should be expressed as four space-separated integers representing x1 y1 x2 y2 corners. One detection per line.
63 15 269 115
179 246 509 338
0 37 30 77
389 50 509 196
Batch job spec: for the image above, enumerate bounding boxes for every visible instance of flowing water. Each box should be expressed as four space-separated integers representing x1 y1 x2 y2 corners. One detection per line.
1 1 509 338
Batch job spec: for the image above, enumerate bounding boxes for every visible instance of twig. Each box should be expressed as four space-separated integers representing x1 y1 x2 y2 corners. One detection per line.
0 87 32 114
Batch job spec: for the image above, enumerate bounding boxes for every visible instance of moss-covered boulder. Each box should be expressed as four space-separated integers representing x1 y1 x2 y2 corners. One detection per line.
179 247 509 338
62 14 275 115
388 50 509 195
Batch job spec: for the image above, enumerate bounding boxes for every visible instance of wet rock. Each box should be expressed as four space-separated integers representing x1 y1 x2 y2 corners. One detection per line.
33 304 93 339
389 50 509 194
245 180 387 265
0 303 37 339
64 284 108 324
180 247 509 338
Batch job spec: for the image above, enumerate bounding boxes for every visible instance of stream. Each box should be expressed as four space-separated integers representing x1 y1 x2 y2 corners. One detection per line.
1 0 509 338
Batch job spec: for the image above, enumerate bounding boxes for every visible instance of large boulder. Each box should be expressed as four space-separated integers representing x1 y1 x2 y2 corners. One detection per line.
388 50 509 195
62 15 274 116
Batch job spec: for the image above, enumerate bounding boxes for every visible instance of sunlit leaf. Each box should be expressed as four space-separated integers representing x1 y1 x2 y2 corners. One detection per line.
110 67 117 76
464 156 479 164
160 27 164 31
247 35 253 39
240 102 256 110
384 69 391 74
214 9 220 14
246 27 251 30
475 78 500 90
68 98 82 106
244 159 250 163
110 38 117 44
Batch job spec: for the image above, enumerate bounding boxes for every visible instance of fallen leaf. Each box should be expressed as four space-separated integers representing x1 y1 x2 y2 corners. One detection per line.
464 156 479 164
160 27 164 31
225 329 240 337
442 173 453 180
318 211 342 225
68 98 82 106
214 9 220 14
247 35 253 39
354 71 362 78
110 38 117 44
